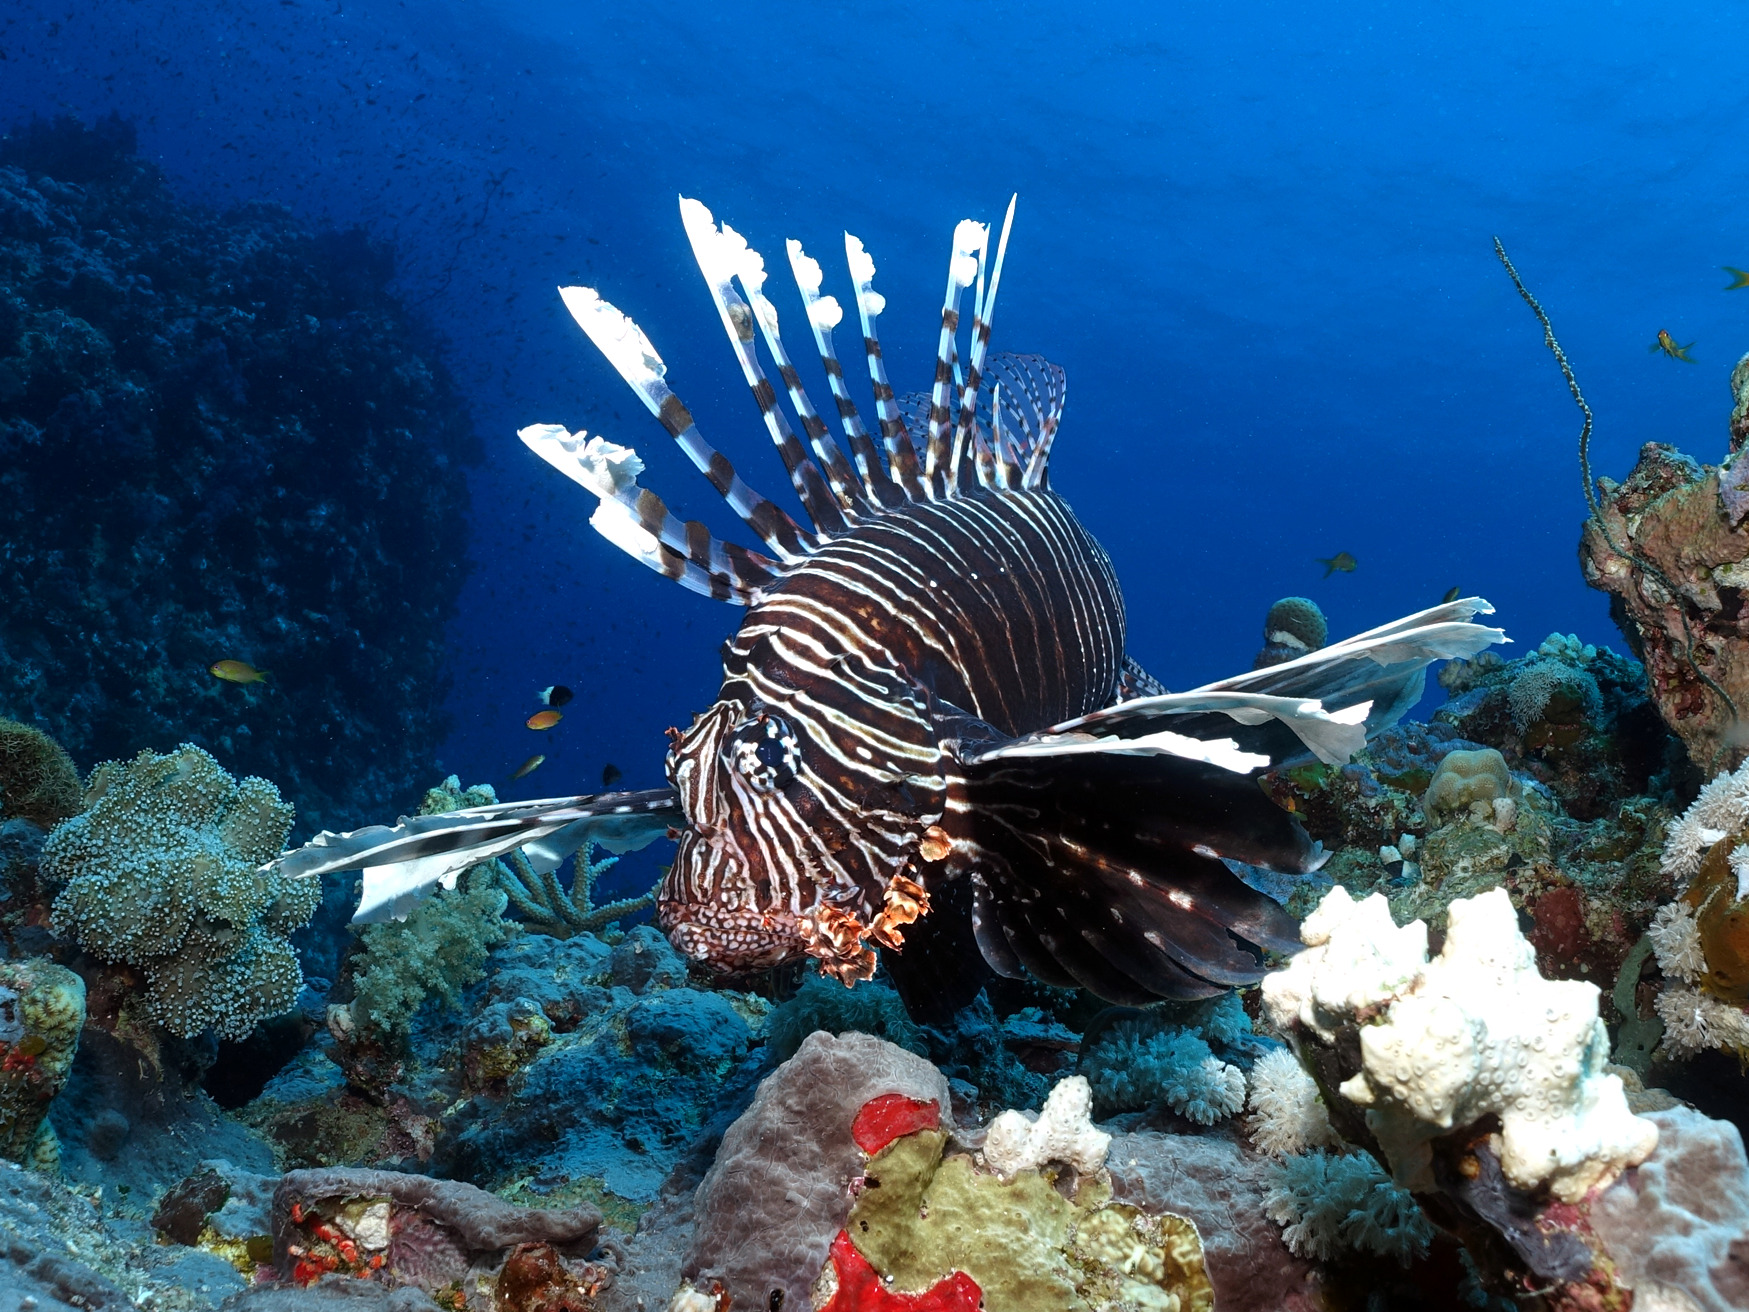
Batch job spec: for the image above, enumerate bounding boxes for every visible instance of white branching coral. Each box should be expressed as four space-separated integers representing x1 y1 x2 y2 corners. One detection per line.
1247 1047 1342 1157
1654 987 1749 1059
1647 902 1706 984
1661 758 1749 883
1262 886 1659 1202
982 1074 1110 1177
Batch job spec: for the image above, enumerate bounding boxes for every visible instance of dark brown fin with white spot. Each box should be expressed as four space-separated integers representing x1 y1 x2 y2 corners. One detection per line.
939 744 1311 1004
679 198 850 537
845 232 927 500
556 285 813 563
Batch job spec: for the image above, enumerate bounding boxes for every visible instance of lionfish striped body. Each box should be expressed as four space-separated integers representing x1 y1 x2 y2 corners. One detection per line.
266 197 1506 1012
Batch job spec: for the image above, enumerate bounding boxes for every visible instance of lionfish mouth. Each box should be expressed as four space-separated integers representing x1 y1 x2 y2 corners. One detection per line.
657 898 807 975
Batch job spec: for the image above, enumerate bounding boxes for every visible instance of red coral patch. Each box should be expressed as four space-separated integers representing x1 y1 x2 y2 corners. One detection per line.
851 1094 940 1155
819 1231 981 1312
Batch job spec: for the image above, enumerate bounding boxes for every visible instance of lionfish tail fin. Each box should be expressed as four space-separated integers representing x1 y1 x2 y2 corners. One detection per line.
940 731 1308 1003
263 788 681 924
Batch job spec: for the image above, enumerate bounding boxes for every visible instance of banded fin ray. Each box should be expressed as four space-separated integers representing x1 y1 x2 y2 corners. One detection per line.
999 598 1508 770
679 198 851 536
925 220 988 496
555 284 814 562
263 789 681 924
844 232 927 499
951 195 1017 493
517 425 775 603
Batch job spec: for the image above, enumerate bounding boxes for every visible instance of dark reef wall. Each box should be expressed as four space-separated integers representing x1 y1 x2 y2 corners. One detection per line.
0 115 479 836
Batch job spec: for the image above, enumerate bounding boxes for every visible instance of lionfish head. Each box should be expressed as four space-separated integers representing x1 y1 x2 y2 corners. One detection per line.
656 698 823 976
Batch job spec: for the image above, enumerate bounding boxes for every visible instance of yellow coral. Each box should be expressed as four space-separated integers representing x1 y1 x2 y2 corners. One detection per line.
42 745 311 1041
0 719 82 829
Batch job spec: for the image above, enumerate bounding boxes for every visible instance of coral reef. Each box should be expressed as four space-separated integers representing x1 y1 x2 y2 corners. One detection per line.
43 744 318 1040
1244 1047 1340 1157
1254 596 1328 669
1261 1149 1431 1265
981 1074 1110 1176
499 845 652 938
1080 1010 1247 1125
0 718 81 830
1421 746 1515 826
1580 435 1749 777
0 956 84 1165
765 974 927 1062
0 115 477 838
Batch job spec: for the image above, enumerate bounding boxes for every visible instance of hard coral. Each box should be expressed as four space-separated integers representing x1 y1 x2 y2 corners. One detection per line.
0 956 84 1163
1263 1149 1431 1266
43 744 316 1040
0 719 81 829
1254 597 1328 669
1421 747 1514 826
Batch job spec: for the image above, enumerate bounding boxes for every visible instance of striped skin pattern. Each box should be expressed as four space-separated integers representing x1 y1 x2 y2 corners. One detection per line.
661 486 1126 983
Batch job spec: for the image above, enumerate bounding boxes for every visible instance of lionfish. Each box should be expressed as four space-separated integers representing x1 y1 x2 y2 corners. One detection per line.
269 197 1504 1014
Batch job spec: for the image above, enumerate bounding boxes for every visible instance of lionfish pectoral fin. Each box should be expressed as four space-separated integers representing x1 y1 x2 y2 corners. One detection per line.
1039 597 1510 767
878 875 992 1024
260 788 682 924
941 735 1309 1005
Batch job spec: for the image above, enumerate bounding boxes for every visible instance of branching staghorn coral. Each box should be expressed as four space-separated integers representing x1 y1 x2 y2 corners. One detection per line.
497 844 652 939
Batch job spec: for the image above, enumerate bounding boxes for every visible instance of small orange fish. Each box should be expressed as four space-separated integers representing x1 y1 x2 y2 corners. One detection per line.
1316 552 1357 578
210 660 269 684
1723 267 1749 291
1650 330 1694 361
511 754 546 780
526 710 563 730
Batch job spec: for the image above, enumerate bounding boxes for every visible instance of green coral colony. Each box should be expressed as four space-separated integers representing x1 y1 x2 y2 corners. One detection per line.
5 138 1749 1312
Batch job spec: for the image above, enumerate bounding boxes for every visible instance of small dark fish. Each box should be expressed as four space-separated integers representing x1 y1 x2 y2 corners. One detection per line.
1723 267 1749 291
1650 329 1695 362
538 685 575 707
602 763 623 789
511 754 546 780
210 659 269 684
1316 552 1357 578
1442 586 1461 604
526 710 563 730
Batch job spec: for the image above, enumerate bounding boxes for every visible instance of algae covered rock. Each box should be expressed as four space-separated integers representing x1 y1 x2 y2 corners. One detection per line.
0 955 84 1165
42 743 317 1041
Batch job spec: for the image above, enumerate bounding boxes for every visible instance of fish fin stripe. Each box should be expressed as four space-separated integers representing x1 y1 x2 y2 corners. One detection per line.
786 238 907 510
926 220 987 497
952 196 1017 495
554 285 812 562
679 198 850 537
846 232 928 499
517 424 775 604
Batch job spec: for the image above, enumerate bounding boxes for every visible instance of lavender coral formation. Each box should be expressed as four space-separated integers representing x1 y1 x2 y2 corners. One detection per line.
42 744 317 1040
0 115 477 837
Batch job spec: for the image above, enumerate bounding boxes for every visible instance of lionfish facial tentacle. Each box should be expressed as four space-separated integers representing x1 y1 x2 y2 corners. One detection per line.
927 219 987 497
786 239 906 510
678 197 849 537
554 284 813 563
844 232 927 500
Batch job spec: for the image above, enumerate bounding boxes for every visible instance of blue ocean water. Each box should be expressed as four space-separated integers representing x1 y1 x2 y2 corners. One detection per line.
6 0 1744 826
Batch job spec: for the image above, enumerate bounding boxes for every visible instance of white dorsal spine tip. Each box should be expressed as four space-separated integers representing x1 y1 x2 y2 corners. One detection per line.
807 297 843 330
558 286 668 385
864 290 886 316
844 232 876 284
786 239 824 294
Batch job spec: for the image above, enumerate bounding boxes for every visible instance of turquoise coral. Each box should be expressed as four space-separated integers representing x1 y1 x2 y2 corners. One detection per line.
41 744 316 1041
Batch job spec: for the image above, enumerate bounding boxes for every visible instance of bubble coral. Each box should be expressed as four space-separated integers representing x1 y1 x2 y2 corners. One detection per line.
42 744 317 1040
0 719 82 830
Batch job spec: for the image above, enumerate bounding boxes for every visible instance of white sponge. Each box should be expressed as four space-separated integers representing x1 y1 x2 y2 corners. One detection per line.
982 1075 1111 1177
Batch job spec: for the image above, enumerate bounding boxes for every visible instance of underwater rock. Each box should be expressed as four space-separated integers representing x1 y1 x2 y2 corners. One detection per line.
1589 1105 1749 1312
271 1167 602 1295
0 116 477 841
1580 436 1749 777
683 1030 950 1312
43 743 319 1042
0 955 84 1166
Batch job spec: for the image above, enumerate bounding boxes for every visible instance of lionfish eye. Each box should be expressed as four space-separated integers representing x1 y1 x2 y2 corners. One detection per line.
727 714 801 792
